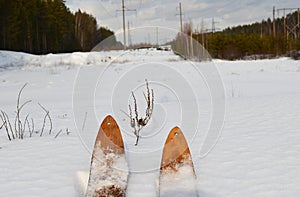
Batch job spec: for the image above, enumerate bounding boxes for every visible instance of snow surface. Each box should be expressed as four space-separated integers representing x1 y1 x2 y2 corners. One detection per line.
0 49 300 196
160 161 198 197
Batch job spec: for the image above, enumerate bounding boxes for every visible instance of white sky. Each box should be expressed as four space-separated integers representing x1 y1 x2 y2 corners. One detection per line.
65 0 299 44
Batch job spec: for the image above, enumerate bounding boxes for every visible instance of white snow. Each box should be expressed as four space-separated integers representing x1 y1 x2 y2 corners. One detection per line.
0 49 300 196
160 161 198 197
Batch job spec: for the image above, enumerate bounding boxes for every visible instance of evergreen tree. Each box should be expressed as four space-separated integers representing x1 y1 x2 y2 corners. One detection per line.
0 0 115 54
194 11 300 59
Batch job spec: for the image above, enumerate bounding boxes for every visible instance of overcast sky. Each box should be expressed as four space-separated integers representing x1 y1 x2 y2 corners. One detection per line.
65 0 299 44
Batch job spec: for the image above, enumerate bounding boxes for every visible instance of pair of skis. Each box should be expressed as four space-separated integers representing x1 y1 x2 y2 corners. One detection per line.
85 115 198 197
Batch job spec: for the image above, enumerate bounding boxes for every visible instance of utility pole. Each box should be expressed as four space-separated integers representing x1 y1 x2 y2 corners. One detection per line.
176 2 183 33
208 18 219 34
156 27 159 46
127 21 132 47
122 0 126 49
273 6 276 38
273 6 278 56
179 2 183 33
283 9 286 38
117 0 136 50
277 8 300 37
260 20 263 38
212 18 215 33
277 7 300 51
200 18 207 58
201 18 205 46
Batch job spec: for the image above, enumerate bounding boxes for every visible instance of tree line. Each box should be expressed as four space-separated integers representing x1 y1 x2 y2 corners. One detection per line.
0 0 117 54
193 11 300 60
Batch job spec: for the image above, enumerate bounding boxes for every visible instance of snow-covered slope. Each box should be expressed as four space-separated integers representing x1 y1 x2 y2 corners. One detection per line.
0 49 300 196
0 49 179 71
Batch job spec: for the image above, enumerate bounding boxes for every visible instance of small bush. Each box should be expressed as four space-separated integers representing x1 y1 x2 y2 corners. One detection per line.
0 83 65 141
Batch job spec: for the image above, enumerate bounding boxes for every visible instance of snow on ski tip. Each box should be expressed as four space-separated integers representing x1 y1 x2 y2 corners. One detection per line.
85 115 128 197
159 126 199 197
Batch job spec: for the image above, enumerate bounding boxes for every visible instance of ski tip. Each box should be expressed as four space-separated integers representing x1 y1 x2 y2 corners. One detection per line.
165 126 182 143
95 115 125 154
105 115 114 119
161 126 193 171
164 126 187 147
101 115 119 127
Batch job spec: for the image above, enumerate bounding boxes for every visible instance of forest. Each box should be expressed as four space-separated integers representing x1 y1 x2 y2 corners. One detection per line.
1 1 299 59
193 11 300 60
0 0 117 54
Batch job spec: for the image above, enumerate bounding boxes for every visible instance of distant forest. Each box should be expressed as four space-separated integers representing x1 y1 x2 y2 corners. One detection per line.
0 0 118 54
193 11 300 59
1 1 299 59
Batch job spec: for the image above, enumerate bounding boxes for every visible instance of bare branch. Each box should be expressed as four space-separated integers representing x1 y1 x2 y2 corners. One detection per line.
0 113 6 129
143 92 148 102
38 103 52 136
128 104 137 137
128 104 135 128
128 79 154 146
48 113 53 135
40 110 48 137
38 102 47 112
81 112 88 132
14 83 32 139
2 111 15 139
54 129 63 139
16 83 28 137
132 92 139 123
0 122 3 130
17 83 28 110
19 100 32 112
26 117 34 137
0 112 11 141
30 118 34 137
135 134 140 146
146 79 150 107
55 128 70 139
21 114 30 139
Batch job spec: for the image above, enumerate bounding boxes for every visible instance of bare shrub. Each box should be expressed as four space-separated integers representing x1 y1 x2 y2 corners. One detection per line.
128 79 154 146
0 83 65 140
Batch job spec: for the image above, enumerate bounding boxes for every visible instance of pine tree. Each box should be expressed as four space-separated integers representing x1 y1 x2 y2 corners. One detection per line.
0 0 115 54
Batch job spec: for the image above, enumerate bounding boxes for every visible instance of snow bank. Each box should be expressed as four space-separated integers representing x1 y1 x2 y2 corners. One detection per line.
0 48 180 71
0 50 111 70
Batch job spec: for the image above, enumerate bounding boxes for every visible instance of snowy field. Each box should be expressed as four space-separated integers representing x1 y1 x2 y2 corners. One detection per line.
0 49 300 196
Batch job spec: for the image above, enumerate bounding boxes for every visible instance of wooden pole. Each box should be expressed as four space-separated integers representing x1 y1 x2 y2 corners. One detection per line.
179 2 183 33
122 0 126 49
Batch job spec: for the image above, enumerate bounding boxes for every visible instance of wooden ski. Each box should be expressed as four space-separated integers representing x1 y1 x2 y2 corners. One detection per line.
159 126 199 197
86 115 128 197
